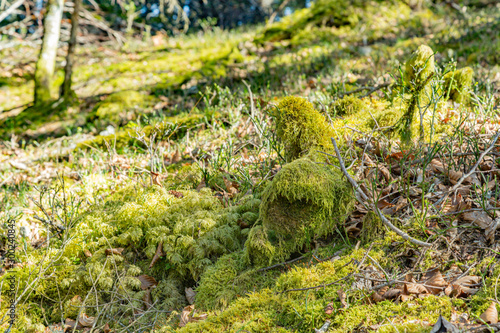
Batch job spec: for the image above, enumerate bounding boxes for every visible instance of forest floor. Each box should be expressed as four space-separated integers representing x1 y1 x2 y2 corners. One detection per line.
1 1 500 332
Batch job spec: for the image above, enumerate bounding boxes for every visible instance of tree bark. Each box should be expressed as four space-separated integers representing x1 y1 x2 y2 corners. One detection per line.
34 0 64 105
61 0 81 100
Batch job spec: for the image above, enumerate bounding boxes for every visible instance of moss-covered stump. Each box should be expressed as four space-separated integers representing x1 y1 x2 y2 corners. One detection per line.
443 67 474 104
246 157 354 265
275 96 333 162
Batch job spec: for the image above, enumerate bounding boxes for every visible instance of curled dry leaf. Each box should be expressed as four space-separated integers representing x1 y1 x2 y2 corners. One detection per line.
383 288 402 300
338 289 348 308
105 248 124 256
371 290 385 303
446 283 479 298
185 287 196 304
149 241 165 269
78 313 95 327
179 305 195 327
137 275 158 290
103 323 111 333
325 302 334 315
454 275 481 287
479 302 498 324
403 282 428 295
83 249 92 258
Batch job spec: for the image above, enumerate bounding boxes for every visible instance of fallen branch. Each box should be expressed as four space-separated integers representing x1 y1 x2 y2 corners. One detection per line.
330 137 432 247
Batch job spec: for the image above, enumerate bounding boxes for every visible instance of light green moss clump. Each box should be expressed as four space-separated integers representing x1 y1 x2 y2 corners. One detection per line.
247 157 354 264
404 44 435 88
330 95 365 116
92 90 152 126
442 67 474 103
275 96 333 162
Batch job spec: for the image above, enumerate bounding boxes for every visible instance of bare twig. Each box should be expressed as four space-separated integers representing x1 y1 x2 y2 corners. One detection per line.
330 137 432 247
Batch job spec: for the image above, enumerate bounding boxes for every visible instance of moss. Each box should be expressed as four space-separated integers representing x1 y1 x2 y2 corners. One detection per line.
195 251 279 311
254 157 354 264
442 67 474 103
76 112 220 151
404 44 435 88
243 225 276 266
330 95 365 117
91 90 153 126
275 96 333 162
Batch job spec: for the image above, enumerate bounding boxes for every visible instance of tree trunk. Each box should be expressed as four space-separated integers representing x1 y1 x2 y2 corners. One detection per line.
34 0 64 105
61 0 81 100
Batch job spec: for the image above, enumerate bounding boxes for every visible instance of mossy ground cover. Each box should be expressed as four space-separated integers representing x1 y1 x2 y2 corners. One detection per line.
1 1 500 332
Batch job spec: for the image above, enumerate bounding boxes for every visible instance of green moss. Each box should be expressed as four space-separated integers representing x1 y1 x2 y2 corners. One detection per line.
442 67 474 103
330 95 365 117
91 90 153 126
275 96 333 162
76 112 221 151
404 44 435 88
254 157 354 264
243 225 276 266
195 251 278 311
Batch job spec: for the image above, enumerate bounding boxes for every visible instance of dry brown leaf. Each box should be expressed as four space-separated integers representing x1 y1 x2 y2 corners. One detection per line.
325 302 334 315
377 199 394 210
338 288 348 308
371 290 385 303
462 211 494 229
143 289 152 309
168 190 184 198
149 242 165 269
447 283 479 298
424 269 448 295
179 305 195 327
185 287 196 304
103 323 111 333
454 275 481 287
398 294 414 302
403 282 428 295
479 302 498 324
105 248 124 256
171 150 182 163
137 275 158 290
83 250 92 258
485 218 499 243
383 288 402 300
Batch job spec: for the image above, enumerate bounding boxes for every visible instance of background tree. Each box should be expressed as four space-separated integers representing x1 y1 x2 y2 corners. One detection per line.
34 0 64 105
60 0 82 100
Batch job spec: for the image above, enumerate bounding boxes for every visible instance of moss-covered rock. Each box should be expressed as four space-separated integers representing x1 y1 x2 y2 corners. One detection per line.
247 157 354 264
442 67 474 103
275 96 333 162
330 95 365 117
